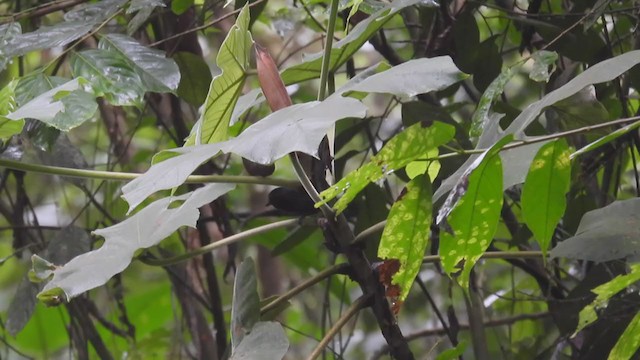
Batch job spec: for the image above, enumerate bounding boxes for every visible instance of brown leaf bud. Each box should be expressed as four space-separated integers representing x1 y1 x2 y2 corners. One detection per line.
255 44 292 112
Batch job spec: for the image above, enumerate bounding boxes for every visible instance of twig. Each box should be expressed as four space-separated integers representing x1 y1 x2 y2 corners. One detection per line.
423 251 544 264
0 158 299 187
0 0 87 25
306 294 372 360
371 312 551 359
148 0 267 48
140 219 301 266
260 263 350 316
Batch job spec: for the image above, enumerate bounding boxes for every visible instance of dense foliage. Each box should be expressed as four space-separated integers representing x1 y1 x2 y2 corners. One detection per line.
1 0 640 358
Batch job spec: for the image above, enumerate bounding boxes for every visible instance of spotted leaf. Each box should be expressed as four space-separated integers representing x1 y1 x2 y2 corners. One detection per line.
378 175 432 304
438 136 510 289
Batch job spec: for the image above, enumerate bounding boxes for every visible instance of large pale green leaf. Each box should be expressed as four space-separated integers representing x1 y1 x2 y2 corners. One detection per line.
550 199 640 262
609 310 640 360
6 78 98 131
345 57 467 97
280 0 435 85
185 5 252 145
122 96 366 210
318 121 454 214
229 322 289 360
231 258 260 349
0 81 24 139
435 50 640 202
100 34 180 93
521 139 571 255
35 183 235 305
573 263 640 336
437 136 510 289
377 175 432 302
70 49 146 106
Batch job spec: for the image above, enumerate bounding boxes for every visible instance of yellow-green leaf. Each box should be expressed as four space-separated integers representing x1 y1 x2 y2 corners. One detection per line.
574 263 640 335
185 5 252 145
378 175 432 302
317 121 454 214
521 139 571 255
0 81 24 139
608 310 640 360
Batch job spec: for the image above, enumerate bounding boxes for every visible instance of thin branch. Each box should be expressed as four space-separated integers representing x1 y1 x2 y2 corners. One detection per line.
260 263 350 316
372 312 551 359
140 219 302 266
148 0 267 48
306 294 372 360
0 158 299 187
432 116 640 162
423 251 544 264
0 0 88 24
352 220 386 244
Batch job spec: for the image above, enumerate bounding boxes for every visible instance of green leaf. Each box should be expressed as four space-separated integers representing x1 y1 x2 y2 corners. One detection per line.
470 67 514 138
171 0 194 15
521 139 571 255
100 34 181 93
127 0 165 34
174 51 213 107
437 136 511 289
123 96 366 210
530 50 558 83
609 310 640 360
550 198 640 262
436 341 468 360
229 322 289 360
184 5 252 145
574 263 640 335
0 81 24 139
231 258 260 349
70 49 146 106
318 121 455 214
377 175 432 302
14 74 68 106
7 78 98 131
36 184 235 303
0 0 126 71
280 0 435 85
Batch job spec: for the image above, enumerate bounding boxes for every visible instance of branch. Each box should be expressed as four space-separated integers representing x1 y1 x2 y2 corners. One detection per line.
372 312 551 359
140 219 302 266
0 158 299 187
148 0 267 48
260 263 350 316
432 116 640 162
0 0 87 24
306 294 372 360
